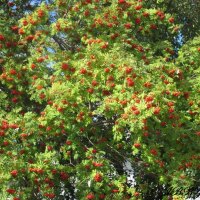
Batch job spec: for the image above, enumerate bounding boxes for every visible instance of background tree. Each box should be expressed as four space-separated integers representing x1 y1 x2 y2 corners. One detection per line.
144 0 200 42
0 0 200 200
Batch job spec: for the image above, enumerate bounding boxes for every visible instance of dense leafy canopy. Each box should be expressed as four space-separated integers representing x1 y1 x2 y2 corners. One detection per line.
145 0 200 43
0 0 200 199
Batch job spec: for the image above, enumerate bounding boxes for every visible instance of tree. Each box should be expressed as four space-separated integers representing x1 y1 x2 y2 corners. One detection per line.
144 0 200 43
0 0 200 199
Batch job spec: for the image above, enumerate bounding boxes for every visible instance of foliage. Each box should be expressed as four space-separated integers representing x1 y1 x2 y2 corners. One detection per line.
0 0 200 199
144 0 200 42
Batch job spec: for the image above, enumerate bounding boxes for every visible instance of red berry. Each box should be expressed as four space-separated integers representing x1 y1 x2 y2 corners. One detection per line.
85 0 92 4
10 170 18 177
84 10 90 17
91 80 98 86
196 132 200 136
169 17 174 23
135 18 141 25
37 57 45 63
0 34 5 41
94 173 102 182
86 193 95 200
124 23 132 29
80 68 87 74
135 5 142 10
44 193 56 199
3 141 10 146
31 64 36 69
13 198 20 200
161 121 167 126
134 192 140 197
60 172 69 180
145 96 154 102
150 149 158 156
11 26 18 33
125 67 132 74
134 110 140 115
118 0 126 4
93 162 103 167
167 102 174 107
112 189 119 193
87 88 94 94
47 146 53 151
26 35 34 41
154 107 161 115
168 107 174 113
61 63 69 70
143 132 149 137
133 143 141 148
104 67 110 73
172 91 181 97
107 75 114 81
143 12 149 17
66 140 72 145
18 28 25 35
22 20 28 26
51 169 57 174
8 2 14 7
99 194 106 199
126 78 134 87
9 69 17 75
92 149 97 154
6 188 16 194
150 24 157 30
38 9 44 18
144 82 152 88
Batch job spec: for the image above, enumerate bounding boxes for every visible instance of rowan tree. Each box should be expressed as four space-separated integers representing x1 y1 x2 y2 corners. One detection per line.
0 0 200 200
